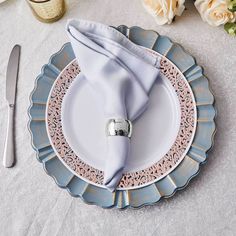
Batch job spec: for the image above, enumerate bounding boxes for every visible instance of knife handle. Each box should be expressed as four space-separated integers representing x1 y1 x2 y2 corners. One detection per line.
3 104 15 168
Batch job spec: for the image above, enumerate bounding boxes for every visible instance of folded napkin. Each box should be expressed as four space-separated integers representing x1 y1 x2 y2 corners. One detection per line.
66 19 160 191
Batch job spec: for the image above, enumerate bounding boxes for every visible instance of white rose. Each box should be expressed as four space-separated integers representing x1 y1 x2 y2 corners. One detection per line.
142 0 185 25
195 0 236 26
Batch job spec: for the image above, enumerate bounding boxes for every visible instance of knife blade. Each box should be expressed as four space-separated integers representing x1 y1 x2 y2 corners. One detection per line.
3 45 21 168
6 45 20 105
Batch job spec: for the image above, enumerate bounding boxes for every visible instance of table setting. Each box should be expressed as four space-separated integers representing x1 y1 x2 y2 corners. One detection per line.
28 19 216 208
0 0 236 235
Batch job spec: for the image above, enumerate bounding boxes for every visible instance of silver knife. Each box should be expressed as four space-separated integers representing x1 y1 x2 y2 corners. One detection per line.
3 45 21 168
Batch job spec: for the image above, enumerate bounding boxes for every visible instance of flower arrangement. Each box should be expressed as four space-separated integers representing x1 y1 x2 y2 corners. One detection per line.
141 0 236 36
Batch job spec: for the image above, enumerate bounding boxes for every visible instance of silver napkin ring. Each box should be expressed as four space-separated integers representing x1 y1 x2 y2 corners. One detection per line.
106 118 132 138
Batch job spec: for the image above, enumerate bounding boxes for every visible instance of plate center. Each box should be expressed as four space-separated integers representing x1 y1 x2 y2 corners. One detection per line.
61 72 181 172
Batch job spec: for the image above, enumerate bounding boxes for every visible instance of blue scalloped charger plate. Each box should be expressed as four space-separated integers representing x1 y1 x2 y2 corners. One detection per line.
28 26 216 209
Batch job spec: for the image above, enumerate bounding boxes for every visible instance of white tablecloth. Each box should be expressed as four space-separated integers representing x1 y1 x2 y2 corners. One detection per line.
0 1 236 235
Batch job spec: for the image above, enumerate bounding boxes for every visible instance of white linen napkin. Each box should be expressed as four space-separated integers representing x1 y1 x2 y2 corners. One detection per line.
66 19 160 191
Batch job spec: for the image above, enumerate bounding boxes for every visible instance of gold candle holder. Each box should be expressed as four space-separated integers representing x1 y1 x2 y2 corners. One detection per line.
27 0 66 23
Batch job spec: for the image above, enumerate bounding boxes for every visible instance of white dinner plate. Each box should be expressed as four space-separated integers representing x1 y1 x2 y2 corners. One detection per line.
46 49 197 190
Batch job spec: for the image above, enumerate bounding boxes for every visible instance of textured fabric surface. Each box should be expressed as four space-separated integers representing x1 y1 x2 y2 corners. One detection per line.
0 0 236 236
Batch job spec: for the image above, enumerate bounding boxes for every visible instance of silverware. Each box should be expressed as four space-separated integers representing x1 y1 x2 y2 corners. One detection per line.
3 45 21 168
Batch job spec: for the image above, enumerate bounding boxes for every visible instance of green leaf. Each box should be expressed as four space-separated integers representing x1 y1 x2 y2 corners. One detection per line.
228 0 236 12
224 22 236 36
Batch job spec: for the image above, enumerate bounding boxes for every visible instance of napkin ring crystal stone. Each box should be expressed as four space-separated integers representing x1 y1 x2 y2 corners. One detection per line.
106 118 132 138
